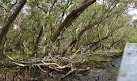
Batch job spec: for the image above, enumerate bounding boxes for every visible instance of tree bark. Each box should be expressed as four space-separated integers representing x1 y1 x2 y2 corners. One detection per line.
108 40 121 49
0 0 27 49
85 36 109 47
51 0 96 42
33 0 58 54
34 26 44 52
1 37 7 54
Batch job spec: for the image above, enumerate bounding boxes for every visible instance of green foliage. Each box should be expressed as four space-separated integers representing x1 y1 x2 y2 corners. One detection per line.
0 0 137 54
72 49 76 52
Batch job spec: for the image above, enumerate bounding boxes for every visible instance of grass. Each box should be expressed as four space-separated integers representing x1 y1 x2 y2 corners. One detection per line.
109 48 123 53
97 48 123 53
8 54 29 60
89 55 111 62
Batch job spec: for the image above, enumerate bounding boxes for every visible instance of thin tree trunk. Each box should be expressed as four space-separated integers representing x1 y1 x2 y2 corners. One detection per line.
11 43 15 53
2 37 7 54
0 0 27 49
32 0 58 54
34 26 44 52
50 23 53 39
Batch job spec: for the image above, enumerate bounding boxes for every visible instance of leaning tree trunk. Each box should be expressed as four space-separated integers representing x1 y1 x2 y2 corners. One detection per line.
0 0 27 50
51 0 96 43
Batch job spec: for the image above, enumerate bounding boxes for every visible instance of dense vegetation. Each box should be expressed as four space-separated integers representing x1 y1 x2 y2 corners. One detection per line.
0 0 137 80
0 0 137 54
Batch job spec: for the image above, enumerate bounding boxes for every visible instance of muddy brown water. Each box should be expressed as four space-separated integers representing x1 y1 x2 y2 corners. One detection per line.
0 56 121 81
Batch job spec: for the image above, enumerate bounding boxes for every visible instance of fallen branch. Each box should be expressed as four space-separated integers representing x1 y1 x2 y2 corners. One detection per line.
61 65 90 80
6 48 92 80
6 55 70 71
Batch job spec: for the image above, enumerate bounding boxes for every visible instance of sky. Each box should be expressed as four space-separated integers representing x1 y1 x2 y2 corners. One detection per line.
128 9 137 20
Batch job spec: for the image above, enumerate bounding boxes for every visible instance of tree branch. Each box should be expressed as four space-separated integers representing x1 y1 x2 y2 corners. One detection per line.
0 0 27 49
51 0 96 42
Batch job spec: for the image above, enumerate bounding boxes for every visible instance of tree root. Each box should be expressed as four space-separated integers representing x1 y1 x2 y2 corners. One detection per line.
6 50 91 80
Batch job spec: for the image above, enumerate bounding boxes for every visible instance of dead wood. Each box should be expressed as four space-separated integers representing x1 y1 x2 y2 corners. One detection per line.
6 46 92 79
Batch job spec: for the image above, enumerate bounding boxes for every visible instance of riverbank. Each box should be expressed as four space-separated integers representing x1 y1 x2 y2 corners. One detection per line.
0 52 122 81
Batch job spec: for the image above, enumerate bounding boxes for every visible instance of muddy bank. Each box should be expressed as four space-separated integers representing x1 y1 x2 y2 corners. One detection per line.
0 53 122 81
63 57 121 81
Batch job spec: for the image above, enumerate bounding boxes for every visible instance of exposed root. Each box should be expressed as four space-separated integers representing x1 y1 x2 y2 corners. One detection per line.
6 46 92 79
6 55 71 72
37 65 47 73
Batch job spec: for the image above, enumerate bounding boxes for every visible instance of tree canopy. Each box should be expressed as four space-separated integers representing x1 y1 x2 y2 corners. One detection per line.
0 0 136 54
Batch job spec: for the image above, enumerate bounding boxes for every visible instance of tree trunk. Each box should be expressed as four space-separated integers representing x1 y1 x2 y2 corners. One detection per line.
34 26 44 52
0 0 27 49
51 0 96 42
2 37 7 54
11 43 15 53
